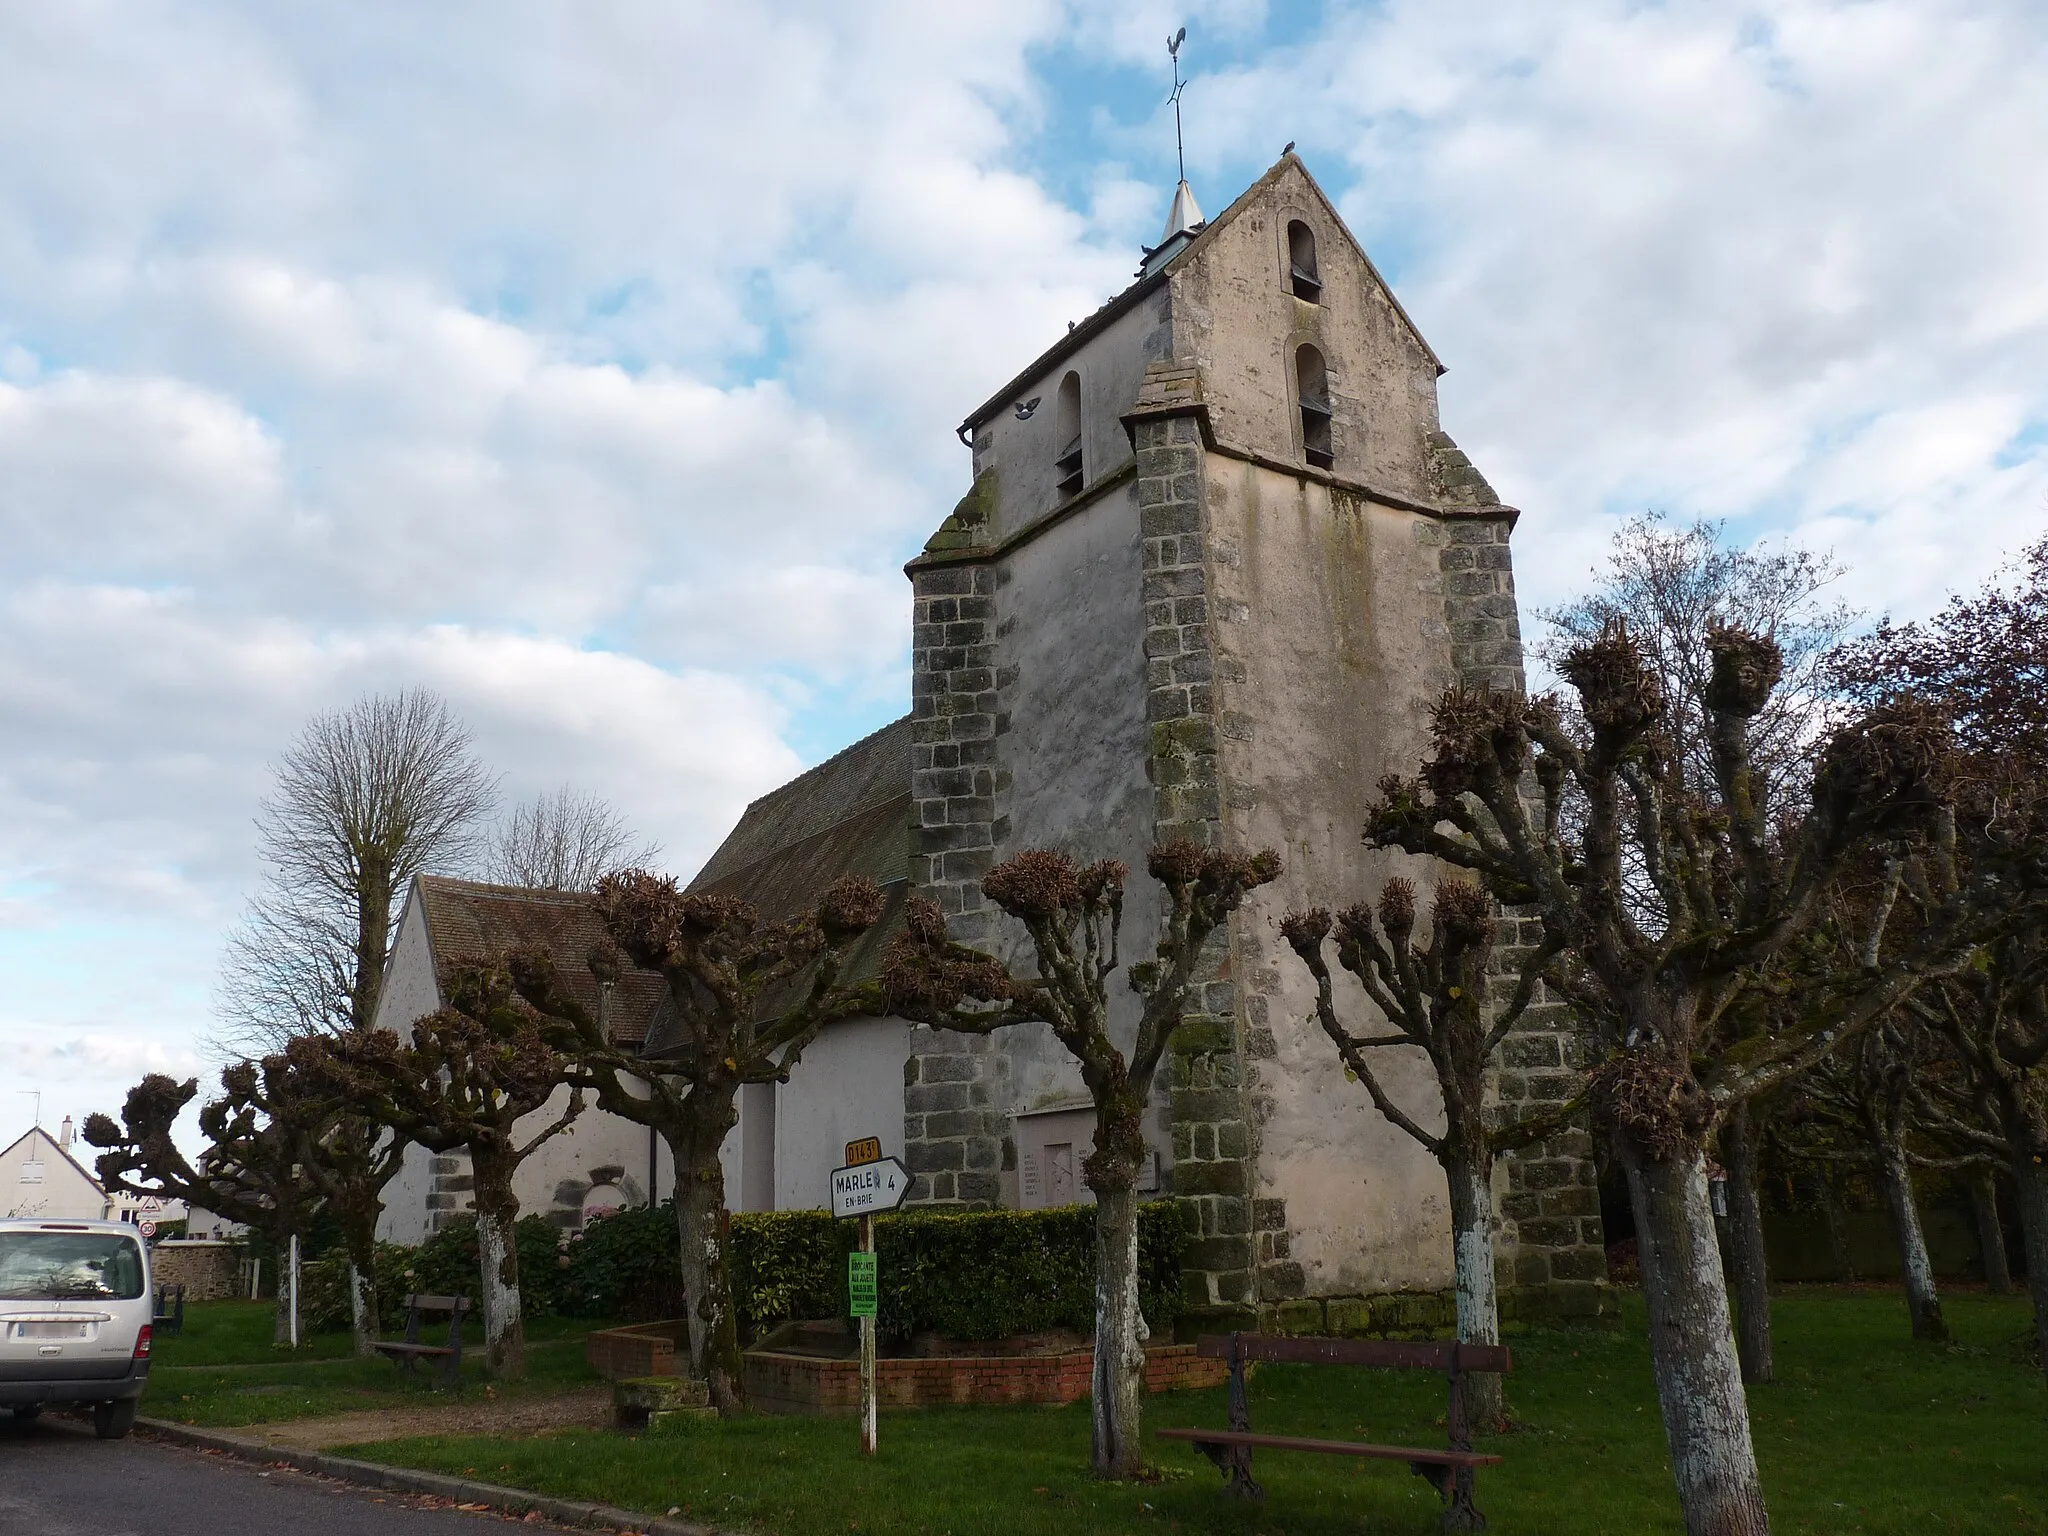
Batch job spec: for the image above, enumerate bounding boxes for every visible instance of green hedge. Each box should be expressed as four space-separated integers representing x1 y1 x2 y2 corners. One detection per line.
567 1200 1189 1342
302 1201 1191 1343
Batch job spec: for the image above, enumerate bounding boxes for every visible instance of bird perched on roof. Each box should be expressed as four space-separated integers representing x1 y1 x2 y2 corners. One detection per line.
1283 141 1295 155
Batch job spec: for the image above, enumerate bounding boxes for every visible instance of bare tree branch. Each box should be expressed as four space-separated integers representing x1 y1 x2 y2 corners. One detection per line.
486 786 660 891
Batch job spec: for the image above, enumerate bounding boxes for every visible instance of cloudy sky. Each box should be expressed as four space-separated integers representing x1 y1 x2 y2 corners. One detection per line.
3 0 2043 1148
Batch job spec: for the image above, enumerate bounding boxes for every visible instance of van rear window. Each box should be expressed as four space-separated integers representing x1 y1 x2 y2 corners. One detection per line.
0 1231 146 1300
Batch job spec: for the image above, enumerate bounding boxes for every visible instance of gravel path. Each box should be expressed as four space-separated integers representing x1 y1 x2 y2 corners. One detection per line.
225 1384 614 1448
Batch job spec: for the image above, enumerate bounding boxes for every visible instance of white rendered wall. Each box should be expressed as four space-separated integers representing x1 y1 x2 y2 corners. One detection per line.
770 1014 911 1211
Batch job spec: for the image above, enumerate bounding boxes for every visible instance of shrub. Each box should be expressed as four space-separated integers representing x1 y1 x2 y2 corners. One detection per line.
877 1203 1188 1341
300 1217 569 1334
308 1201 1191 1343
566 1200 1188 1342
732 1210 849 1334
300 1241 415 1333
566 1202 686 1321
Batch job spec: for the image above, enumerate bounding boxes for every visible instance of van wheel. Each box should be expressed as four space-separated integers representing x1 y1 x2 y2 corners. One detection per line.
93 1400 137 1440
10 1405 41 1422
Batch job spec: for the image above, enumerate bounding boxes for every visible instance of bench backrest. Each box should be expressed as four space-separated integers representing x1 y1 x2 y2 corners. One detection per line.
402 1292 471 1315
1195 1333 1512 1376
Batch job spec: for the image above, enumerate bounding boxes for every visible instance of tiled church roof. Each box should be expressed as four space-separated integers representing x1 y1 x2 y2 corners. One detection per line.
409 718 914 1064
689 715 912 905
413 876 671 1047
632 715 913 1060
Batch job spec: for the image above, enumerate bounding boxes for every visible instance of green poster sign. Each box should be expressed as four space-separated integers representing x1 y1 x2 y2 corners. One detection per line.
848 1251 878 1319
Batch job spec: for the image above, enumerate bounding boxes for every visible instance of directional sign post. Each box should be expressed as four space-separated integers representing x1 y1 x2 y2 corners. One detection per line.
832 1137 906 1457
830 1158 910 1220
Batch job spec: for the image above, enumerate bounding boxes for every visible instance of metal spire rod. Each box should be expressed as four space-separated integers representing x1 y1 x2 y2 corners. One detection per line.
1167 27 1188 184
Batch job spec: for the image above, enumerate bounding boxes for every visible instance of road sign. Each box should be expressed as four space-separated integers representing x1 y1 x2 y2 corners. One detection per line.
830 1157 911 1220
848 1251 878 1318
844 1136 882 1167
137 1220 157 1239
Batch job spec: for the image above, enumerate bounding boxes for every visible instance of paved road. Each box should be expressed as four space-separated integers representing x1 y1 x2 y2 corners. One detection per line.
0 1413 556 1536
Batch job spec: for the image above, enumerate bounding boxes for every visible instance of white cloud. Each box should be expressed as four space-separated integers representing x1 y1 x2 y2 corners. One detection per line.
1200 0 2048 618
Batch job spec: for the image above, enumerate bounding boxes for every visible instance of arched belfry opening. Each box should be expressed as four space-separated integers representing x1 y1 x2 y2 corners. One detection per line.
1054 371 1083 499
1287 220 1321 303
1295 344 1333 469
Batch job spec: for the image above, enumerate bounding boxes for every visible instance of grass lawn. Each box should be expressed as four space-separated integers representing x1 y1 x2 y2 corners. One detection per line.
337 1289 2046 1536
144 1301 600 1427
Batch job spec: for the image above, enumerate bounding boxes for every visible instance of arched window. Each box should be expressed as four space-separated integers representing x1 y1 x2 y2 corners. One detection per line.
1287 220 1321 303
1296 344 1333 469
1053 371 1083 498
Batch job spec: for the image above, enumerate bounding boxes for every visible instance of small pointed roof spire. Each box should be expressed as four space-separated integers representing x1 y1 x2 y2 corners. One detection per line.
1140 33 1205 278
1160 179 1204 244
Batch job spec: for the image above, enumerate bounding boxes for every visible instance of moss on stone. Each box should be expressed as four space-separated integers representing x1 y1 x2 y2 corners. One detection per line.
923 468 1000 554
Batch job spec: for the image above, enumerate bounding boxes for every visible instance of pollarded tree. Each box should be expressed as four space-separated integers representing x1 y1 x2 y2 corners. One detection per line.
1365 626 1982 1536
881 841 1279 1480
316 962 583 1378
506 869 885 1414
1541 516 1857 1386
1908 959 2048 1383
85 1070 323 1345
167 1041 412 1357
274 1036 413 1357
1538 513 1855 816
1279 876 1571 1432
1795 1016 1955 1342
1835 534 2048 1383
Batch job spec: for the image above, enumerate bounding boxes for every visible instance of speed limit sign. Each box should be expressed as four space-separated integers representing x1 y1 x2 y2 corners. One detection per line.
138 1220 157 1238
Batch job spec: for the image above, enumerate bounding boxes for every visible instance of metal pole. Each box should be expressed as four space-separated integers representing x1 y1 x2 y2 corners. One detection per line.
859 1212 876 1456
288 1235 300 1349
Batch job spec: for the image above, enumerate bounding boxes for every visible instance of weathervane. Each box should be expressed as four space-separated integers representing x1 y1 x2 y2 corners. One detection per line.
1167 27 1189 184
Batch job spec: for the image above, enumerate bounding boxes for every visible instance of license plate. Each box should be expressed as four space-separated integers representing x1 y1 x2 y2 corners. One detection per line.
13 1322 90 1340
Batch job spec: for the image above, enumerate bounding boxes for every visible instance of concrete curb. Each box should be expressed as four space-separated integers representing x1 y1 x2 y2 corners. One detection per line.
137 1417 724 1536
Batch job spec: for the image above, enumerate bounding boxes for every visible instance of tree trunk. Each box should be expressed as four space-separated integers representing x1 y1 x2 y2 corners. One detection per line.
352 862 393 1032
1720 1103 1773 1384
268 1225 294 1346
1444 1153 1506 1432
1090 1181 1148 1480
675 1162 744 1414
1622 1143 1771 1536
1966 1166 2011 1294
1818 1172 1857 1282
2012 1152 2048 1389
1877 1145 1947 1343
342 1210 381 1357
470 1152 526 1379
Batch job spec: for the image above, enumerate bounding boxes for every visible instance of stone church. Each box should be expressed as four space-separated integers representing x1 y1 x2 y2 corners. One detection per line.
376 154 1604 1331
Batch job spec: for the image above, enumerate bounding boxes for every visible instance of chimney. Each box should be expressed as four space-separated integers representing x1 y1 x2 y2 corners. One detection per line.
59 1115 73 1148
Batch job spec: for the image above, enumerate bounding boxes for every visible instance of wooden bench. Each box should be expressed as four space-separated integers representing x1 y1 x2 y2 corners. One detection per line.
151 1283 185 1338
1156 1333 1511 1532
371 1293 470 1385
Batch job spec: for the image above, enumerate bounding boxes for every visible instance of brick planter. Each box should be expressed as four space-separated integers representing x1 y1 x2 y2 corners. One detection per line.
744 1340 1223 1416
586 1320 691 1381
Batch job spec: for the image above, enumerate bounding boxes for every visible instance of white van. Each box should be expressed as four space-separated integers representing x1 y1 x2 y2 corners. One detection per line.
0 1218 154 1438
